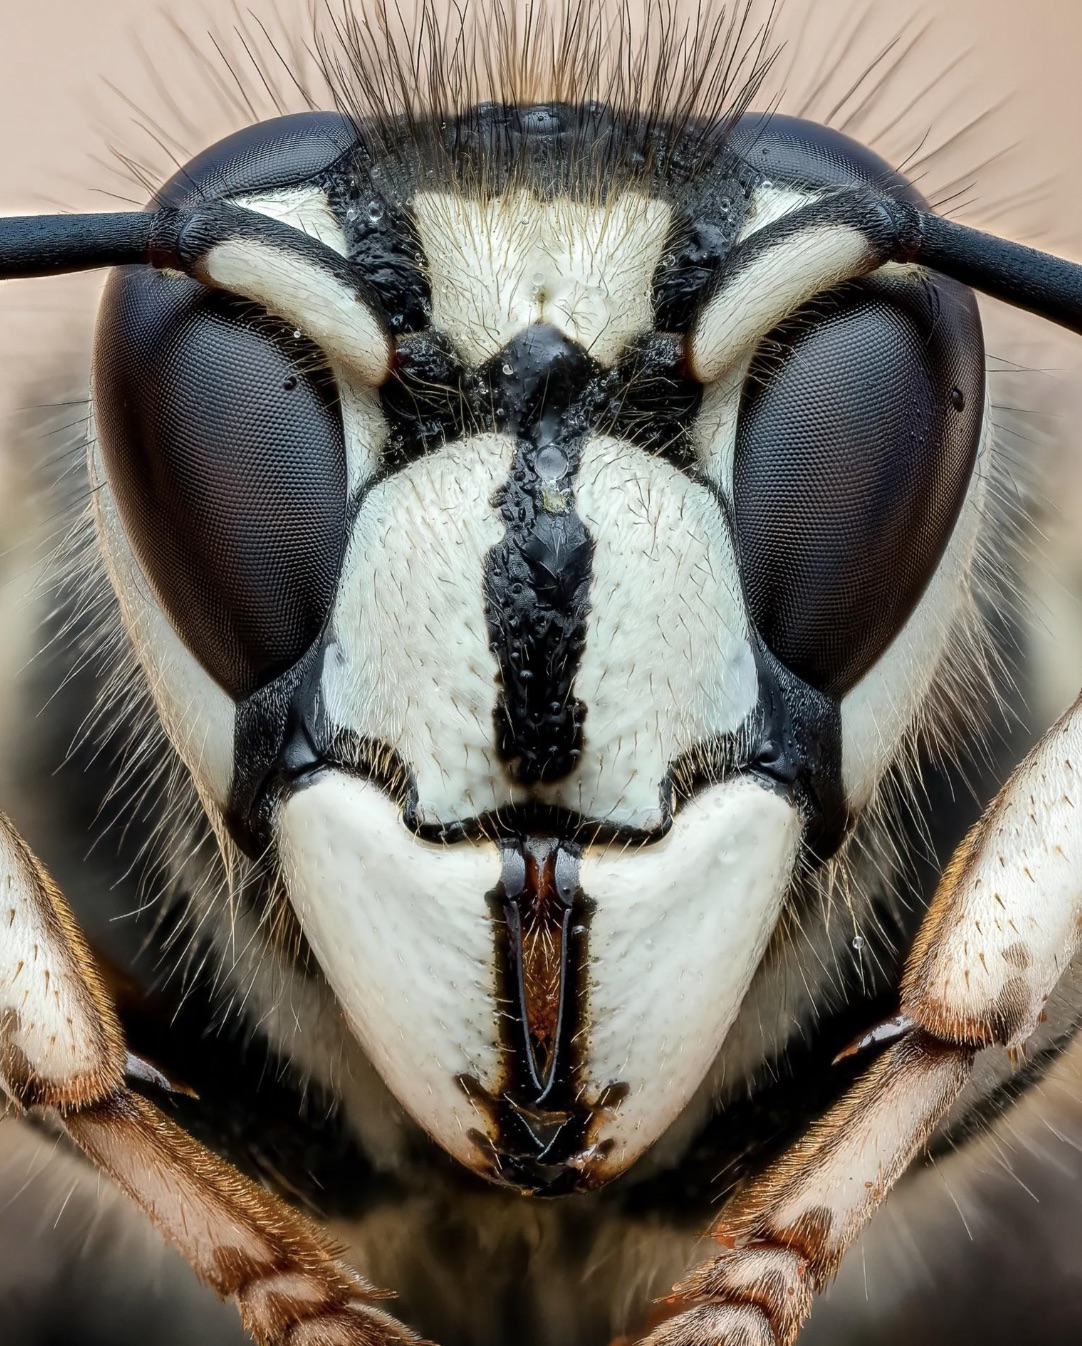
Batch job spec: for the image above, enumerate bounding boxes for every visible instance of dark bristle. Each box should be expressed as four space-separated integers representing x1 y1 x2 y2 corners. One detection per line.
307 0 780 194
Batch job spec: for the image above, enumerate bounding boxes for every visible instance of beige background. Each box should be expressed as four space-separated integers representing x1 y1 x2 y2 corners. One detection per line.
3 2 1082 1343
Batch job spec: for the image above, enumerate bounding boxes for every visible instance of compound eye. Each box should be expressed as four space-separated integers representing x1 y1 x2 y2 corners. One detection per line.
153 110 359 209
94 266 347 700
733 273 984 697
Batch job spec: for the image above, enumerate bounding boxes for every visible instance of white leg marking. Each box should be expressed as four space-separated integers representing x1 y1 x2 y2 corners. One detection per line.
903 692 1082 1046
645 1036 972 1346
65 1090 420 1345
0 813 123 1108
718 1036 972 1277
645 1304 776 1346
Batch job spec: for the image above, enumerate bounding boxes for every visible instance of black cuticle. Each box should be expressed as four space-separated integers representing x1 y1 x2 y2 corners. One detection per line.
482 325 597 786
460 837 627 1196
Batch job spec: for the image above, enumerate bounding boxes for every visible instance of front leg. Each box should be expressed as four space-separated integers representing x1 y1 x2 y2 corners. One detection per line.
643 693 1082 1346
0 813 422 1346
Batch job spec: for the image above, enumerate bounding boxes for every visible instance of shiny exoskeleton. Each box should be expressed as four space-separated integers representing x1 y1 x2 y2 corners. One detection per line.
4 53 1082 1346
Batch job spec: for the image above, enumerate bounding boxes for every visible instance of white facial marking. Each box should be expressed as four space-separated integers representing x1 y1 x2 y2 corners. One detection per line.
581 779 801 1176
736 183 815 242
235 187 350 254
90 443 235 806
688 359 752 494
538 435 758 828
412 189 672 365
325 433 514 827
336 377 389 494
277 773 502 1167
236 186 387 491
275 769 802 1181
199 237 391 386
690 222 875 383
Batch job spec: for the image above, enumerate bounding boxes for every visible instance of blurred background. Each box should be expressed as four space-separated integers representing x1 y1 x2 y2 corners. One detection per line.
3 1 1082 1343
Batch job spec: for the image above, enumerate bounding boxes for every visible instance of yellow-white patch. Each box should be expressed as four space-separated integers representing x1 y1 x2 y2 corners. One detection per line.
411 189 672 365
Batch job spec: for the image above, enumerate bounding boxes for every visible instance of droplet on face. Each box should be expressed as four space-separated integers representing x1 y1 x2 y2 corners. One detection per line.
536 445 569 480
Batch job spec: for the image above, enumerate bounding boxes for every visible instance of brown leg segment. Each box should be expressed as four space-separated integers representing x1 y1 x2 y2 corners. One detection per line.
0 812 423 1346
640 696 1082 1345
641 1034 973 1346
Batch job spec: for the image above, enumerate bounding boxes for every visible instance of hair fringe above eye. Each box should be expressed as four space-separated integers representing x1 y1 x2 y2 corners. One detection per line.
310 0 778 178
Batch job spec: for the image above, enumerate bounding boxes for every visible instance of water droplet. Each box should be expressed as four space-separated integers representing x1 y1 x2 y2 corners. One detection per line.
292 329 302 339
950 386 966 411
501 362 514 377
536 445 568 480
852 935 865 952
367 200 385 224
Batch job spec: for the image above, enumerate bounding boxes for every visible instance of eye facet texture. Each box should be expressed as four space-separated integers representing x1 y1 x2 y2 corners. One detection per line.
94 114 359 700
733 272 984 696
727 113 928 205
153 110 359 209
95 268 347 700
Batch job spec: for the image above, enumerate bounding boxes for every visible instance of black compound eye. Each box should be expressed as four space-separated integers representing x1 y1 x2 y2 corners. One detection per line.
94 266 347 700
153 111 359 209
733 272 984 697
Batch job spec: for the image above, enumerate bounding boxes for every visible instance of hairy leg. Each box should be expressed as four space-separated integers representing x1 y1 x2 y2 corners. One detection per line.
641 694 1082 1346
0 812 423 1346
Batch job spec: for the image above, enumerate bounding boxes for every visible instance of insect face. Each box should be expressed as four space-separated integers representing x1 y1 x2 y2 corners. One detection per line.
87 104 986 1192
9 8 1082 1345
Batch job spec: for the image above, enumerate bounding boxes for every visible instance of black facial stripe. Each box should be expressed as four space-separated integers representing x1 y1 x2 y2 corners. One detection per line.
652 178 749 331
483 326 597 785
382 329 703 474
323 171 432 336
379 322 707 788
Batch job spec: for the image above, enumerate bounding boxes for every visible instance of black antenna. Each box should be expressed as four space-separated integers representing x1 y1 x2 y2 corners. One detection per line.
3 201 1082 340
911 212 1082 337
0 213 158 278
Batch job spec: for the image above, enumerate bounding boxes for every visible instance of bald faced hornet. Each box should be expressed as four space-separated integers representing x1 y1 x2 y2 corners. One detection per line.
2 3 1082 1344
